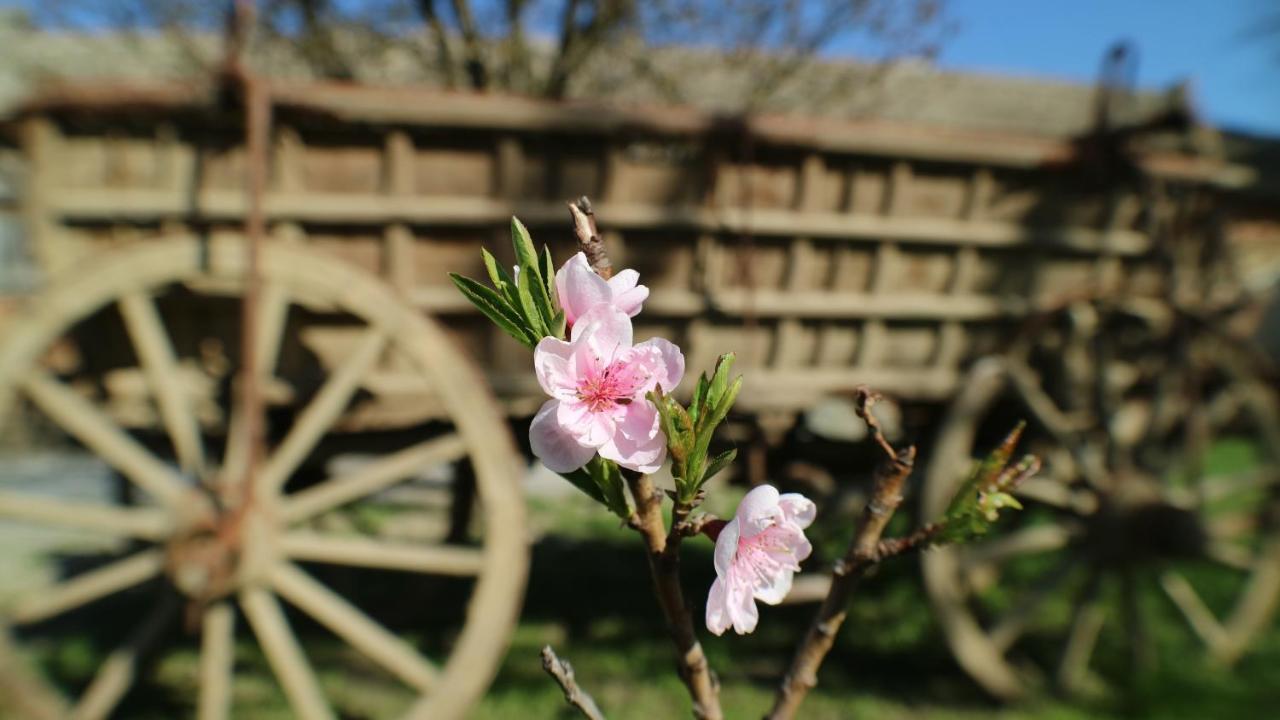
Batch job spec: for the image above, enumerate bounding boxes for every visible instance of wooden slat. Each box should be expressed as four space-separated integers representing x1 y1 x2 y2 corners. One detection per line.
273 127 305 193
48 191 1153 255
384 130 415 195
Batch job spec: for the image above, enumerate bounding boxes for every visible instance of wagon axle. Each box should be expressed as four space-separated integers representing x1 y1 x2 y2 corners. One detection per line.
1081 494 1208 568
162 492 251 603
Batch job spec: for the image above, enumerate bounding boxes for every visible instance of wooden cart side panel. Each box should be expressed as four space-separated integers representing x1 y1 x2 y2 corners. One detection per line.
22 99 1185 415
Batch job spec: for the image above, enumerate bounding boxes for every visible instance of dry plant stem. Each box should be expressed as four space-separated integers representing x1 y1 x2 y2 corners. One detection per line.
541 645 606 720
568 197 614 280
767 432 917 719
625 472 723 720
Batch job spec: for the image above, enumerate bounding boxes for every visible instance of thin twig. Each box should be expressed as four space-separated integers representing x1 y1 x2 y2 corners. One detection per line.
767 395 917 720
541 645 606 720
568 197 613 280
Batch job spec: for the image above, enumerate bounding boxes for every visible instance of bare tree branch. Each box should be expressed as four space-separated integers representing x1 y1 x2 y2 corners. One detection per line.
767 388 917 720
501 0 532 90
449 0 489 89
415 0 459 88
541 645 607 720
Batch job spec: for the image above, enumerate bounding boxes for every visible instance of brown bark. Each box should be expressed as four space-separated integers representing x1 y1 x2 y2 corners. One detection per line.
541 645 606 720
766 439 916 720
568 197 614 280
625 472 722 720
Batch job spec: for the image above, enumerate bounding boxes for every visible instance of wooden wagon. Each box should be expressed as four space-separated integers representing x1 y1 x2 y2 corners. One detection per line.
0 77 1276 717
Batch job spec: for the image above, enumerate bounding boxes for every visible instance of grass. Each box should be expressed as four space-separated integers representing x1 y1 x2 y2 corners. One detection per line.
4 458 1278 719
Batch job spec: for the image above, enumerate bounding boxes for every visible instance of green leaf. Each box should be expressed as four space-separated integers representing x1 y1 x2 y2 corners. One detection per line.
560 467 607 505
515 262 550 338
510 217 540 275
944 421 1026 521
542 244 558 302
481 248 512 293
704 354 736 425
701 449 737 487
698 375 742 447
449 273 535 347
588 457 630 519
551 310 567 340
689 373 710 427
509 218 555 327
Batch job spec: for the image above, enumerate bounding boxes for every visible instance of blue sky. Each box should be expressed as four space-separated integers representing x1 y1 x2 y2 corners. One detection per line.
883 0 1280 136
6 0 1277 135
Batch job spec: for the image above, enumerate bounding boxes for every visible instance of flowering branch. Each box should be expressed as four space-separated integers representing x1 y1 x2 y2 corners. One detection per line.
541 645 607 720
625 471 723 719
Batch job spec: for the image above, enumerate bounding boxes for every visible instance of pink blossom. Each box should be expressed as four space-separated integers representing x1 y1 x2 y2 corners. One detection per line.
529 304 683 473
555 252 648 326
706 485 816 635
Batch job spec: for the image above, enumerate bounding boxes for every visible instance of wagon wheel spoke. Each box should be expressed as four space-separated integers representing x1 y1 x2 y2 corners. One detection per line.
1204 541 1255 572
0 491 170 540
119 290 206 476
281 531 485 576
69 593 177 720
988 554 1082 653
282 433 467 525
9 549 165 626
271 562 438 691
259 329 388 496
239 587 335 720
1056 568 1106 693
1013 476 1097 515
20 370 188 506
1160 570 1229 653
1203 468 1278 504
961 522 1079 571
253 282 290 380
1220 539 1280 663
1120 568 1152 680
1005 360 1105 488
197 601 236 720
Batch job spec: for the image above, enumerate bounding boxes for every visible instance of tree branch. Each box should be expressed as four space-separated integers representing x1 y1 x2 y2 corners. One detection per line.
568 196 614 280
541 645 607 720
767 387 916 720
502 0 533 91
415 0 459 89
449 0 489 89
625 471 722 720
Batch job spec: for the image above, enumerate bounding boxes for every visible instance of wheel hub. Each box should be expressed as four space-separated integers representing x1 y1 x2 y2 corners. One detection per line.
1083 472 1208 566
163 492 269 602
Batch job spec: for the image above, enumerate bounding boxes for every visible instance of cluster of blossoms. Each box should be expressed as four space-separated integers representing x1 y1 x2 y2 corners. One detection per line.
530 254 682 474
530 252 813 634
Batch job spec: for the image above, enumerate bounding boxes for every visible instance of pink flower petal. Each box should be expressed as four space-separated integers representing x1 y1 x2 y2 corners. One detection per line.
705 577 731 636
713 518 740 576
607 269 649 317
779 493 817 529
728 575 759 634
735 485 782 539
533 337 575 399
633 337 685 392
753 566 795 606
598 401 665 473
529 400 596 473
572 305 633 362
556 253 611 325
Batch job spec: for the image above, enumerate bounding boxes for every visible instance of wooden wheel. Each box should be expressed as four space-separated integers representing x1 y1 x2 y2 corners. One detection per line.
0 235 528 719
922 302 1280 700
